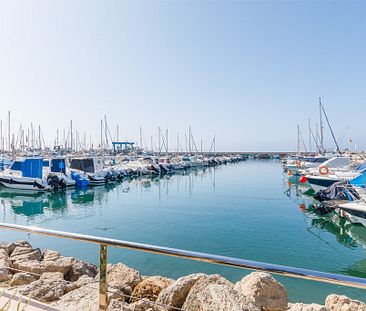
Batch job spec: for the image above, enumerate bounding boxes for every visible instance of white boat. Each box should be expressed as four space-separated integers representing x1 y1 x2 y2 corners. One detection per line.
0 158 51 192
43 158 76 188
304 157 363 192
69 157 106 185
339 201 366 227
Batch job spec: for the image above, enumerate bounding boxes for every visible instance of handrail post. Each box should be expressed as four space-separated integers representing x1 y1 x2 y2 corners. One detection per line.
99 244 108 311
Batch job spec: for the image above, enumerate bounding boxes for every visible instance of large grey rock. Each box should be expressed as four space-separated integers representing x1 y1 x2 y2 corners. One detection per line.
0 242 16 256
21 274 69 302
129 298 166 311
10 246 42 262
325 294 366 311
51 283 99 311
182 274 259 311
234 272 288 311
52 282 126 311
108 299 132 311
10 272 37 286
0 248 7 260
12 259 44 275
0 257 12 282
40 271 64 280
131 276 174 303
75 274 96 287
42 256 75 275
66 260 98 282
12 256 75 276
156 273 205 310
43 249 60 261
107 263 143 295
287 303 327 311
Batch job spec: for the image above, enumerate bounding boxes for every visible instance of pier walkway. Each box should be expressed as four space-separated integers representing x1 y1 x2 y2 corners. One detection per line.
0 289 60 311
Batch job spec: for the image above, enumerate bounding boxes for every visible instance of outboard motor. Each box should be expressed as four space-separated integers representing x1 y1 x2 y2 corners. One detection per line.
47 174 64 190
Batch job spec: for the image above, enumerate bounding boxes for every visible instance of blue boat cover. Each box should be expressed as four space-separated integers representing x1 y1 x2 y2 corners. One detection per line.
10 161 23 171
51 159 66 174
10 158 43 179
350 169 366 188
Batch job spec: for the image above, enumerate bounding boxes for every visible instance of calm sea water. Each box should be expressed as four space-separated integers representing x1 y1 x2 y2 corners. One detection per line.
0 160 365 304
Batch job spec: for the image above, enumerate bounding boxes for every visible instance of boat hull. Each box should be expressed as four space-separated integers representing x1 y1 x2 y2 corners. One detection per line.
0 176 50 192
306 176 339 192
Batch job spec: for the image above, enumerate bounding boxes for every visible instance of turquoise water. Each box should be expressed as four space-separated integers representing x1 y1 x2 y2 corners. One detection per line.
0 160 365 304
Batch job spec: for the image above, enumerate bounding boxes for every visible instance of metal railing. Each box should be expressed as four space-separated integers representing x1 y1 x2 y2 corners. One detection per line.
0 222 365 311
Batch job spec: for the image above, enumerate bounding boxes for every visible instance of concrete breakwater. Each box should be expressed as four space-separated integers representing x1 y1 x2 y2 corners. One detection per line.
0 240 365 311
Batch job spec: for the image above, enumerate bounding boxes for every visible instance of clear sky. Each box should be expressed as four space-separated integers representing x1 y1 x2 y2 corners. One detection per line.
0 0 365 152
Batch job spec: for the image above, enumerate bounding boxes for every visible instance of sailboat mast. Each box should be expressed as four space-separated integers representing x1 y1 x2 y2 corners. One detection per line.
308 119 312 153
166 129 168 154
158 127 161 154
100 119 103 149
70 120 73 152
319 97 324 153
297 125 300 154
320 101 342 156
0 119 2 152
8 111 11 152
140 126 142 150
38 125 41 150
188 126 191 153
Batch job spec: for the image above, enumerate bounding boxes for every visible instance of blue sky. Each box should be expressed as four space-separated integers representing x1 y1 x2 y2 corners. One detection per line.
0 1 365 151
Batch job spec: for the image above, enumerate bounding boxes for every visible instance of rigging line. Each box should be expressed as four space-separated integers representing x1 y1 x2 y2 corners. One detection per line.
310 127 322 154
298 128 308 153
320 102 342 156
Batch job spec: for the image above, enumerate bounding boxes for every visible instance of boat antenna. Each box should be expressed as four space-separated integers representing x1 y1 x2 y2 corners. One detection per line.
319 100 342 156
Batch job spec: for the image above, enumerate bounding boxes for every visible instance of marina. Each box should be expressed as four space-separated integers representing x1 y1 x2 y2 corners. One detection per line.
1 158 366 305
1 1 366 309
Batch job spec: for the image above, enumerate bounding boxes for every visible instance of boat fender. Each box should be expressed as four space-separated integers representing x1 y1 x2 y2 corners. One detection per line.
319 166 329 175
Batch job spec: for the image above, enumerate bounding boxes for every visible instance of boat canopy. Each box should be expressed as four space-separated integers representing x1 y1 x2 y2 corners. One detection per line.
320 157 351 169
70 158 95 173
51 158 66 174
10 158 43 179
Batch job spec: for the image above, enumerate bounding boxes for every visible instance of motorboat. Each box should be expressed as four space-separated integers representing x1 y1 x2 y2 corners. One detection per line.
0 158 51 191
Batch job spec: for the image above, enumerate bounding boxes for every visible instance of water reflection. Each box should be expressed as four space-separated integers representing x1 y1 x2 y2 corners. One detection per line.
0 167 217 218
0 189 68 216
285 175 366 252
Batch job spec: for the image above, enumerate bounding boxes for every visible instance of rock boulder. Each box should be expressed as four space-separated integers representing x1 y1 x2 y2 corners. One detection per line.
287 303 327 311
21 274 69 302
107 263 143 295
182 274 259 311
156 273 205 310
234 272 288 311
10 272 37 286
325 294 366 311
131 276 174 303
